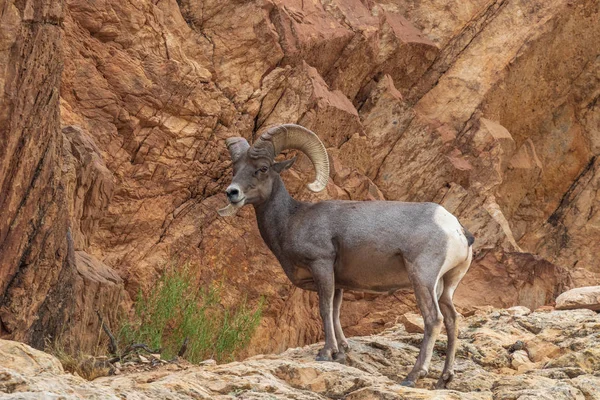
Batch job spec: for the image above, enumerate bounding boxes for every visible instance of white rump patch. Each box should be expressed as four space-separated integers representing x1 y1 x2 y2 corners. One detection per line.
433 206 470 277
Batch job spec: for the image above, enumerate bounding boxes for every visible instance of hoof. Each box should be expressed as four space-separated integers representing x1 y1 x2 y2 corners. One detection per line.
434 371 454 390
332 351 347 364
401 369 425 388
316 349 333 362
340 341 350 352
315 354 332 362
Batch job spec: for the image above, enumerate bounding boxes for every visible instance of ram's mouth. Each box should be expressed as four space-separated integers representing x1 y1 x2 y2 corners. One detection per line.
217 198 246 217
230 197 246 205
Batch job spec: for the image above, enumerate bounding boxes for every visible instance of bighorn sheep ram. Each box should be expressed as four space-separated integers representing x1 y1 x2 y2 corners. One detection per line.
218 124 474 388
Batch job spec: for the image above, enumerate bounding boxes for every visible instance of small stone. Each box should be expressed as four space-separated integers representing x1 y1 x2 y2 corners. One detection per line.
206 380 232 393
509 340 525 352
506 306 531 316
166 364 180 371
199 359 217 366
489 311 501 319
398 313 424 334
138 355 150 364
525 338 562 362
511 350 533 370
114 362 122 369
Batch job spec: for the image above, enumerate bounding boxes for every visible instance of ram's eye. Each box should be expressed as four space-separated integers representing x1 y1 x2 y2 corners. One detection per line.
259 166 269 173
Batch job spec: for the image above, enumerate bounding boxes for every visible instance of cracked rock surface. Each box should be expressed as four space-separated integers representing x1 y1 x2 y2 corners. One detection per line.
1 307 600 399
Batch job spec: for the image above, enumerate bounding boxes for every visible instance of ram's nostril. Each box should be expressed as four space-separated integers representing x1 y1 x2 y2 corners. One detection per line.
226 188 239 199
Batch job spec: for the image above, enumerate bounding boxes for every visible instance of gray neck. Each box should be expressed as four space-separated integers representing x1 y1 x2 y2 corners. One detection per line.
254 176 301 261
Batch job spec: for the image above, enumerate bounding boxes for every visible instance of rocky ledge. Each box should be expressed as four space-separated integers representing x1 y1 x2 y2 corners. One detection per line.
1 307 599 399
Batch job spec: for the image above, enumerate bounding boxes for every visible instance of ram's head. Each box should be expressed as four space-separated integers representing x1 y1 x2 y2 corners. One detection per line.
218 124 329 216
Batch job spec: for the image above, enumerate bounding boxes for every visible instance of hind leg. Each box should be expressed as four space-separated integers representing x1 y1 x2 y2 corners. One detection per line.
401 266 444 387
332 288 348 363
435 251 472 389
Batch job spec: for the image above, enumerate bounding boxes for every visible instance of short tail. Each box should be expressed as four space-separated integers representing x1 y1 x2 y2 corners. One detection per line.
461 224 475 246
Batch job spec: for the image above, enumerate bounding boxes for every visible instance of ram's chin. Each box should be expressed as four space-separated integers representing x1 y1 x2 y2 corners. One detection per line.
217 200 245 217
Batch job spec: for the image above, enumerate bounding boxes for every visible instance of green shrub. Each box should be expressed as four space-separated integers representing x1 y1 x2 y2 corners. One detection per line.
119 264 263 363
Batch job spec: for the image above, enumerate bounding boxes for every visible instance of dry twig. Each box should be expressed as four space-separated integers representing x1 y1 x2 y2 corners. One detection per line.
178 337 189 358
96 310 118 355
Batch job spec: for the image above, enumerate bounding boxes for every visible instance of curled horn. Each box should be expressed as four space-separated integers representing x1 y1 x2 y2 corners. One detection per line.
225 137 250 162
251 124 329 192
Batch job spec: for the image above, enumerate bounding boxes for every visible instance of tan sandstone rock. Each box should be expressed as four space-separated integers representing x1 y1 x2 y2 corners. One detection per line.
1 308 599 399
555 286 600 311
1 0 598 358
398 313 425 334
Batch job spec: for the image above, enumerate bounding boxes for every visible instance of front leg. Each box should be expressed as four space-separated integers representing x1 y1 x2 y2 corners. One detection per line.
311 260 338 362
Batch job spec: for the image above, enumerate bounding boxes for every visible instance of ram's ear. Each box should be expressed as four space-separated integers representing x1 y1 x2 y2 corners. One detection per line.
273 157 297 173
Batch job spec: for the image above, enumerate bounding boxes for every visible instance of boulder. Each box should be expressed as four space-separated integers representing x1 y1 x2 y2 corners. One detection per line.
555 286 600 311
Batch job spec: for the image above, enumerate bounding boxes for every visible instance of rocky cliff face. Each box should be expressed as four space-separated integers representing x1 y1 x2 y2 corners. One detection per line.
1 307 600 399
0 0 598 354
